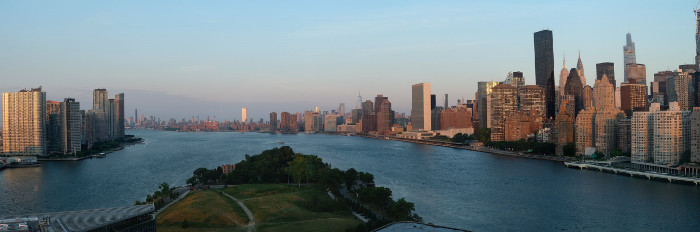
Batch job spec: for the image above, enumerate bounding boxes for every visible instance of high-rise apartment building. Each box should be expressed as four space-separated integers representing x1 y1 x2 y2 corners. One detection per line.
518 85 546 118
594 108 624 156
593 74 616 111
2 88 47 156
667 70 695 111
631 103 690 165
376 99 392 134
534 30 555 119
411 83 431 131
115 93 125 139
620 83 648 116
575 108 595 155
691 107 700 162
555 100 574 156
505 71 525 90
490 84 519 141
269 112 278 132
651 71 672 106
596 62 616 88
93 89 108 111
60 98 82 155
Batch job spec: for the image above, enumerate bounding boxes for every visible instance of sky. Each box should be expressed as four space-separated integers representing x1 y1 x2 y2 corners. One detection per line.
1 0 697 121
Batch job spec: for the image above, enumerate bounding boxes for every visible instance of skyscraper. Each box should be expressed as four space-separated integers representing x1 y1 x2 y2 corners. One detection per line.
596 62 616 88
695 10 700 71
115 93 125 139
60 98 82 155
93 88 108 111
270 112 278 132
623 33 637 67
2 87 47 156
564 68 584 116
559 56 569 96
576 53 586 86
534 30 555 119
477 81 499 128
444 94 449 109
594 74 616 111
377 99 392 134
620 83 648 116
625 63 647 85
490 84 519 142
242 108 247 123
411 82 431 131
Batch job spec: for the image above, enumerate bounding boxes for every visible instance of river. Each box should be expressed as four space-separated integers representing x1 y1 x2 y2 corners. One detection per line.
1 130 699 231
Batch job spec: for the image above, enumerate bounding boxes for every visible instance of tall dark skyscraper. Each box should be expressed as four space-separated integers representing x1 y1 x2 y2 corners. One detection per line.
430 94 436 110
596 62 616 88
534 29 555 119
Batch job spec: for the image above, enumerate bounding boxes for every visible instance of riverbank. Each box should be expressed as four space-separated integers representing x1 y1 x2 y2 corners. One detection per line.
37 136 144 161
348 133 573 163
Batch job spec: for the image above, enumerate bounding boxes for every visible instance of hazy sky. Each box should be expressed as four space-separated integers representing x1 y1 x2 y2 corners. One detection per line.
1 0 696 121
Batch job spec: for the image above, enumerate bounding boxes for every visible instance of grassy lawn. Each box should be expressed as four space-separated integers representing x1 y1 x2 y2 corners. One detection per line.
224 184 361 232
156 189 249 232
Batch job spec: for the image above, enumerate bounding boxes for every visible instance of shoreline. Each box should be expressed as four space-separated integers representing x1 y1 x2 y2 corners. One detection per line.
37 137 144 162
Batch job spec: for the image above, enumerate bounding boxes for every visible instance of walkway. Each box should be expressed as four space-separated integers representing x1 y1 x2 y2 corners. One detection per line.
328 190 368 223
221 191 256 232
565 162 700 185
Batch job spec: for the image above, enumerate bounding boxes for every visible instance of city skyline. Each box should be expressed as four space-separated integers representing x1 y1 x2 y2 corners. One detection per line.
1 1 697 120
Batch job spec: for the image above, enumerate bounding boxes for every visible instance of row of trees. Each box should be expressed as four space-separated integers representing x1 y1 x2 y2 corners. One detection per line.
135 182 179 210
485 139 556 155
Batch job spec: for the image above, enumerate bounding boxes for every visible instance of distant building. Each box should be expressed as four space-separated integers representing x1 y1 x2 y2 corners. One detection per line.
620 83 647 116
324 114 339 132
518 85 546 118
242 108 247 123
269 112 278 132
221 164 235 175
115 93 125 139
691 107 700 162
631 102 691 165
411 83 431 131
623 33 637 67
2 88 47 156
596 62 616 88
651 71 672 106
575 108 596 156
576 53 586 86
625 63 647 85
564 68 584 116
534 30 556 119
666 70 695 111
489 84 518 141
439 107 472 130
477 81 498 129
559 56 570 97
555 100 574 156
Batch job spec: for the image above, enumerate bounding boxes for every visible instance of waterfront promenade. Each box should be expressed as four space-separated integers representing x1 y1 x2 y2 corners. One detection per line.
564 162 700 185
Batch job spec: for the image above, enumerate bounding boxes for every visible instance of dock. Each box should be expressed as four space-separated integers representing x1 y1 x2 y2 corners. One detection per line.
564 162 700 185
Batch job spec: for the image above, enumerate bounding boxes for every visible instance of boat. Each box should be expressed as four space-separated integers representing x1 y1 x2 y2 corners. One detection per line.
279 141 285 144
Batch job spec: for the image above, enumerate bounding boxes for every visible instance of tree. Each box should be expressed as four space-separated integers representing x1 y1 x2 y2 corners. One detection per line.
562 143 576 157
387 198 415 221
286 155 312 187
610 149 623 158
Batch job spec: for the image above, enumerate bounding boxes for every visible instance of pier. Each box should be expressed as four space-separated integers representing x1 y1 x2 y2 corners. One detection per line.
564 162 700 185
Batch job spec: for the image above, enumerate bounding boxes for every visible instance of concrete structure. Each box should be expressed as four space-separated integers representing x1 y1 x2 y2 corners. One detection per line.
489 84 518 141
596 62 616 88
2 88 47 156
411 82 431 131
534 30 556 119
0 204 156 232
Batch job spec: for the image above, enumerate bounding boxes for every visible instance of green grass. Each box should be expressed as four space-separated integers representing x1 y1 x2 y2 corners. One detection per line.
156 189 249 232
224 184 361 232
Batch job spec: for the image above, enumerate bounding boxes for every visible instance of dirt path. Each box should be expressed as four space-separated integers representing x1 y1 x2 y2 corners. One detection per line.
222 191 256 232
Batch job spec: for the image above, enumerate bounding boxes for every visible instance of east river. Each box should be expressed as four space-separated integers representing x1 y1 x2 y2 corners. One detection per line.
1 130 699 231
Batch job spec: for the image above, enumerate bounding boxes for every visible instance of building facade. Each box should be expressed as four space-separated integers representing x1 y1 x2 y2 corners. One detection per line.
411 83 431 131
2 88 47 156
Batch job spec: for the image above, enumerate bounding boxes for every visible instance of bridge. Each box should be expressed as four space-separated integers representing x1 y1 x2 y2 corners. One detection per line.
564 162 700 185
